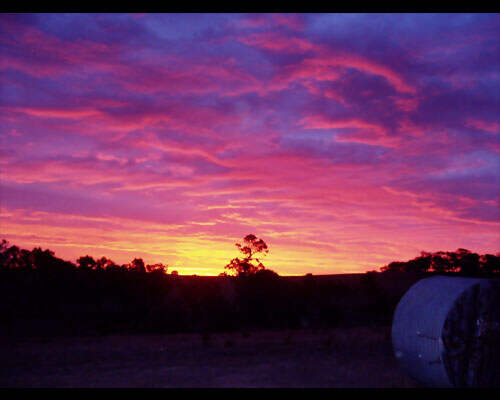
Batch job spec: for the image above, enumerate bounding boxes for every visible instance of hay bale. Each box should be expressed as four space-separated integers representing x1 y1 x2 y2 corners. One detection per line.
392 276 500 387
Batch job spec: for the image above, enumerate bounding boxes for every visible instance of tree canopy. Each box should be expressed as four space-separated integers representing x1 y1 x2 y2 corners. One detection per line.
224 234 270 277
0 239 168 275
380 248 500 275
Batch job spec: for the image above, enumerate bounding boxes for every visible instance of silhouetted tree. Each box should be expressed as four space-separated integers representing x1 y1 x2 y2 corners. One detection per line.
146 263 167 274
480 253 500 274
77 255 97 270
405 251 432 273
225 234 269 277
0 240 28 269
30 247 75 273
0 239 9 267
95 256 116 270
455 248 481 275
380 248 499 276
380 261 407 273
129 258 146 273
431 251 452 273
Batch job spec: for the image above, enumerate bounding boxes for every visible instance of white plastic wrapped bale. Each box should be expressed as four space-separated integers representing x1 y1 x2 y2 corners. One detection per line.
392 276 500 387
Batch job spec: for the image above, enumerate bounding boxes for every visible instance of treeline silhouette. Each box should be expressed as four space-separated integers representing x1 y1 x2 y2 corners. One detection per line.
0 239 498 338
380 248 500 275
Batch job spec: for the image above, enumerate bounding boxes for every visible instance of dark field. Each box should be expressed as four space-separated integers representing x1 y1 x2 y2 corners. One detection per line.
0 326 418 388
0 271 423 387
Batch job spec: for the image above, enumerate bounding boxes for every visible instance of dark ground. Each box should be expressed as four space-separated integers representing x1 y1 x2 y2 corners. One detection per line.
0 326 418 388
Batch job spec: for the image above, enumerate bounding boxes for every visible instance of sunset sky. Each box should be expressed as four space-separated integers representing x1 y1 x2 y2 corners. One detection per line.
0 13 499 275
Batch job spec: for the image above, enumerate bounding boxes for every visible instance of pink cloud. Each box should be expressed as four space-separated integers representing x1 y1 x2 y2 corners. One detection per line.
238 33 417 95
298 115 401 147
12 107 101 119
238 32 319 53
236 14 304 31
466 119 500 134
